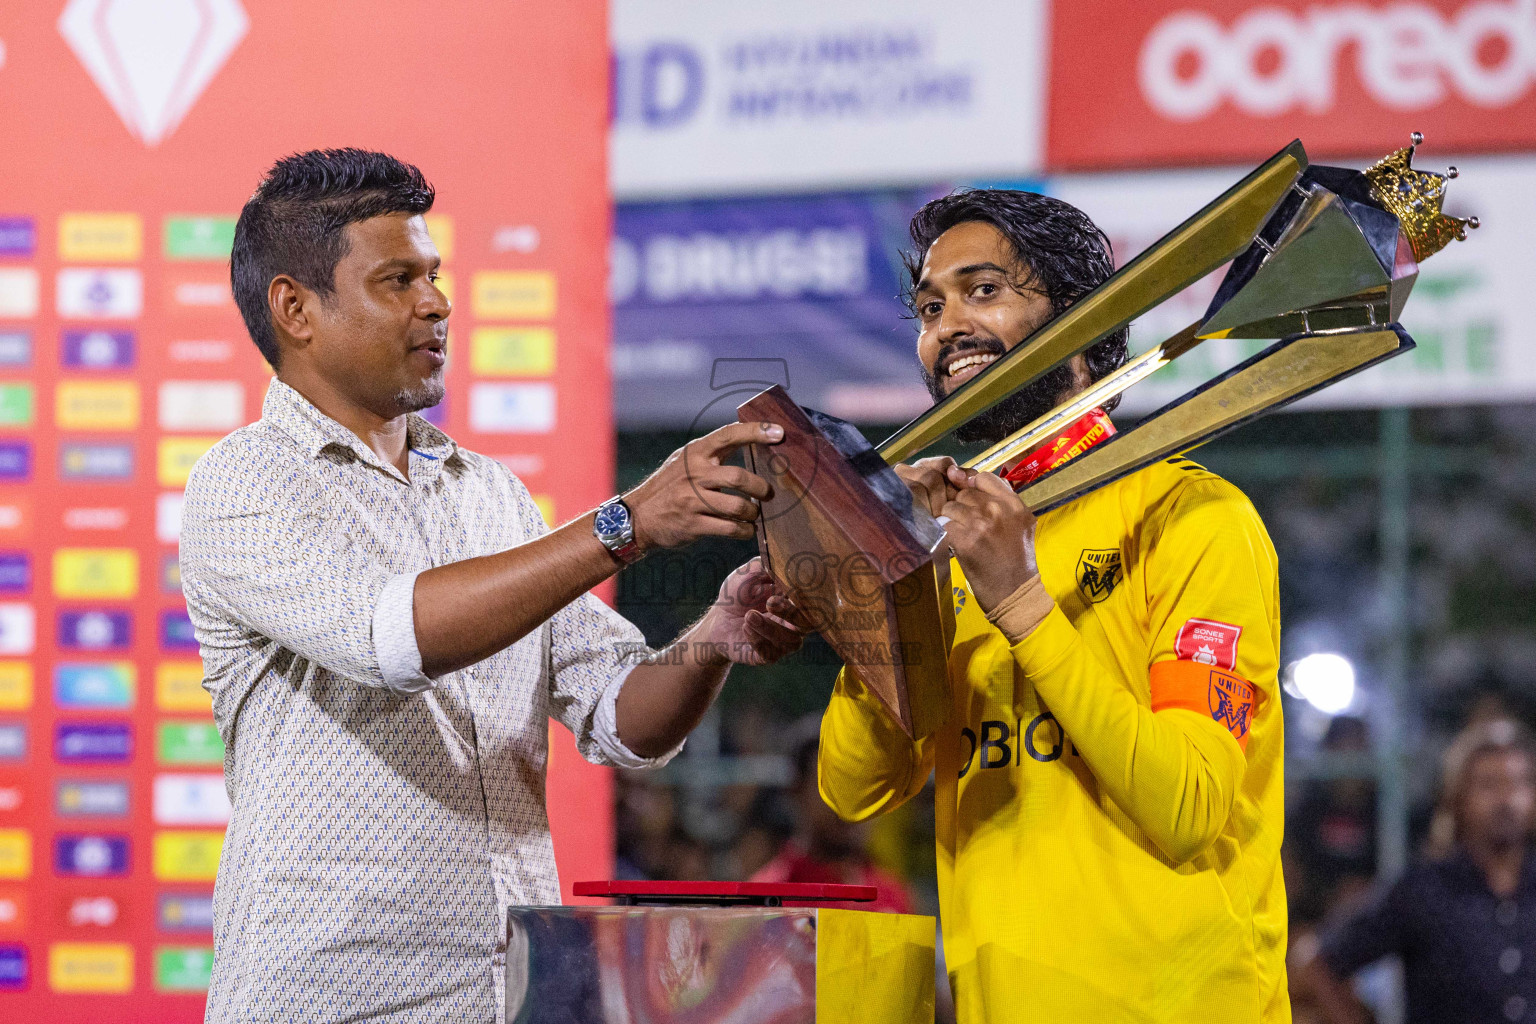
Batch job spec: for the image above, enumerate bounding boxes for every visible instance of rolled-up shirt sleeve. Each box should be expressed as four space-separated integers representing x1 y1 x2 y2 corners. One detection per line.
180 441 402 690
500 478 681 769
552 594 682 769
373 569 435 693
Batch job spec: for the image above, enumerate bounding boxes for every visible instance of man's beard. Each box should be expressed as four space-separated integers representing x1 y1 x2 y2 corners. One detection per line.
921 341 1077 445
395 371 446 414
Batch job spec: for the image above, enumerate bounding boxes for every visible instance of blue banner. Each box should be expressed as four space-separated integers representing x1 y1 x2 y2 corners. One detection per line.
613 188 950 428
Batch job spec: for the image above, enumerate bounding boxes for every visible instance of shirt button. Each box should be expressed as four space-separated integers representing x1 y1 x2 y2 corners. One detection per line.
1503 948 1523 975
1508 995 1528 1021
1499 900 1520 925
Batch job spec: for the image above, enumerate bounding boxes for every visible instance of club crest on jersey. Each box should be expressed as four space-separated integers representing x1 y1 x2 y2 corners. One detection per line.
1076 549 1122 603
1175 618 1242 670
1207 669 1255 742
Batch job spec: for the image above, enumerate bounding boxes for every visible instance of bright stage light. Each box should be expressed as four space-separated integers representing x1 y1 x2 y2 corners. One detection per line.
1285 653 1356 715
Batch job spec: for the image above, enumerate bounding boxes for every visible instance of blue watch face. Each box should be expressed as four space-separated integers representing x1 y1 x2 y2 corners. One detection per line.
596 501 631 537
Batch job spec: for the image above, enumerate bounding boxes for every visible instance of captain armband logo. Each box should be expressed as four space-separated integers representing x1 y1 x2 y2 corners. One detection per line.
1150 660 1256 749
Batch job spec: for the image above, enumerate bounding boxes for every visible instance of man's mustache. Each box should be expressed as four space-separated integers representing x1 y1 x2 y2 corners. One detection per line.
933 337 1008 380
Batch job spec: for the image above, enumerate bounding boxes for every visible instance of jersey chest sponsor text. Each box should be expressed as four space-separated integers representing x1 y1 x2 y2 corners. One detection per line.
956 711 1078 778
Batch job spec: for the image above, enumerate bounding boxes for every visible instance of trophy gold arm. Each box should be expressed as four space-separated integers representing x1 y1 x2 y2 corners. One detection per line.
739 134 1475 741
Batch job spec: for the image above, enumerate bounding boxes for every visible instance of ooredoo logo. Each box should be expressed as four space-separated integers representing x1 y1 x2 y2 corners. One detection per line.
59 0 249 146
1140 1 1536 121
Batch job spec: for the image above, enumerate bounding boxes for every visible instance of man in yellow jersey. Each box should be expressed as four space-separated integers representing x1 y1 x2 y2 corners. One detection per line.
817 190 1289 1022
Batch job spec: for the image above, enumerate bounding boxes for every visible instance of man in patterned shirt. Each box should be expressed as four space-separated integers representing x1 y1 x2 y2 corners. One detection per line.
181 149 808 1023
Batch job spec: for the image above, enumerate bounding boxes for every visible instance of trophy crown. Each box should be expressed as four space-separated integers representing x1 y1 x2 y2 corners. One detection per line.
1364 132 1478 261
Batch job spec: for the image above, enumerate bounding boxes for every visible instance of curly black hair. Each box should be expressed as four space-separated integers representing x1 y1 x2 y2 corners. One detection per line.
903 189 1129 413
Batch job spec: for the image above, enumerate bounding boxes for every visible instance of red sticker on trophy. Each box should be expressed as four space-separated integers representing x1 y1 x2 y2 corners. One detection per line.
1175 618 1242 670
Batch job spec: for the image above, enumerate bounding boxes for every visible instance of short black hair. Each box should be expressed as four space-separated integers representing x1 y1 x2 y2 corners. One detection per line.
231 148 435 367
903 189 1129 409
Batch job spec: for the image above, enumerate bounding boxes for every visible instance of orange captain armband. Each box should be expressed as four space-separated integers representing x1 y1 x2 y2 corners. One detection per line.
1150 660 1257 750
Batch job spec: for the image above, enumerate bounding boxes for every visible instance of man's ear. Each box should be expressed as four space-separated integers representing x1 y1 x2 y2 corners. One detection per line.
1068 353 1092 391
268 275 315 348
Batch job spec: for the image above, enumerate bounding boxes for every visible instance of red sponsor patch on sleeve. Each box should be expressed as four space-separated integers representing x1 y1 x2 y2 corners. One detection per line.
1174 618 1242 670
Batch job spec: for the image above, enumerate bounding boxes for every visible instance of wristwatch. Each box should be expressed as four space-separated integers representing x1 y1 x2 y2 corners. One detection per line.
593 496 643 565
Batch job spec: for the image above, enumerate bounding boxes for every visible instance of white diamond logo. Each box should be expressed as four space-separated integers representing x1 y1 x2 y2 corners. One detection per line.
59 0 248 147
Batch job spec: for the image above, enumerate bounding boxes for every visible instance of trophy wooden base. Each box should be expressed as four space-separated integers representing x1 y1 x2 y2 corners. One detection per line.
738 386 952 740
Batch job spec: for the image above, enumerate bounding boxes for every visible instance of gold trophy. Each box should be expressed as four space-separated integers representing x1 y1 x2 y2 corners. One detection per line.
741 135 1475 738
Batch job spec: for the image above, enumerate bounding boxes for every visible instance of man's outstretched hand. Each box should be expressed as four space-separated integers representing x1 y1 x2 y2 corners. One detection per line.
623 421 783 552
696 558 813 666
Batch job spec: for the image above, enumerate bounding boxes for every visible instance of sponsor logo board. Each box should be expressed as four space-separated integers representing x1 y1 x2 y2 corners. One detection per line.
152 831 222 881
156 722 223 765
0 385 32 427
54 663 136 710
471 327 556 376
471 270 557 319
61 328 135 368
0 330 30 366
0 269 39 318
58 213 142 262
54 835 129 877
55 381 140 429
0 604 35 655
0 943 27 990
53 548 138 599
156 437 218 487
156 493 184 544
60 443 134 480
0 441 29 481
468 383 557 433
157 893 214 932
58 610 131 650
154 661 208 712
62 506 129 530
56 780 130 818
0 725 24 761
152 774 230 826
56 268 142 319
154 945 213 991
47 940 132 993
55 723 133 764
159 612 198 652
63 894 121 928
164 216 236 260
0 552 28 593
0 830 30 879
158 380 244 430
0 218 35 257
0 663 30 711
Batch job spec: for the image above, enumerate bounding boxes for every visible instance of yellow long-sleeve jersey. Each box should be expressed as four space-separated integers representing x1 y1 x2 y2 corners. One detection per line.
819 456 1289 1023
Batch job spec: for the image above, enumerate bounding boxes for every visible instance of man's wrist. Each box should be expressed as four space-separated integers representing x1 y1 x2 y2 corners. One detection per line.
691 607 733 668
984 574 1055 644
593 496 643 565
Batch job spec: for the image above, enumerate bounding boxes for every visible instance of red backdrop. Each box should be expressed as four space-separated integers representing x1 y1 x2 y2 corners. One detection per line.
0 0 614 1016
1048 0 1536 169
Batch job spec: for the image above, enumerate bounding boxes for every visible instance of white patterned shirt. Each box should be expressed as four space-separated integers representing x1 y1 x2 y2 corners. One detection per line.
180 379 675 1023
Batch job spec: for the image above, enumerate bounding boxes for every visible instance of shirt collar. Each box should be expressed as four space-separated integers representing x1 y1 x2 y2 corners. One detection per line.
261 378 458 470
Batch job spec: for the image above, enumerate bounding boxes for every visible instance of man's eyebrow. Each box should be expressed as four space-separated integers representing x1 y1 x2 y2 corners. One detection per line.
915 260 1014 297
954 261 1011 277
372 255 441 273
